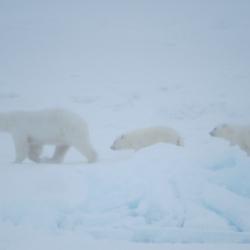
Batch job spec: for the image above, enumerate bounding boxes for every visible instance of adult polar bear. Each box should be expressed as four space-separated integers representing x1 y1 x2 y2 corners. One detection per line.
210 124 250 156
0 109 97 163
111 127 183 151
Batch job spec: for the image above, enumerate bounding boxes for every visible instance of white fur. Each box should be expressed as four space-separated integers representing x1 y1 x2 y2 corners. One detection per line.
0 109 97 163
210 124 250 156
111 127 184 151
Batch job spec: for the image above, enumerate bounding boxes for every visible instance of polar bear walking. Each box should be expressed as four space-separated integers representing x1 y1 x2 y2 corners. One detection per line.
111 127 183 151
0 109 97 163
210 124 250 156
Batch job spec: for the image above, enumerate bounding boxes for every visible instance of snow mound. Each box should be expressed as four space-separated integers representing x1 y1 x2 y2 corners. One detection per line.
1 143 250 244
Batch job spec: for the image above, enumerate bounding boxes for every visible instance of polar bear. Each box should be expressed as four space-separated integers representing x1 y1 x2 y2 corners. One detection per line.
111 126 183 151
210 124 250 155
0 109 97 163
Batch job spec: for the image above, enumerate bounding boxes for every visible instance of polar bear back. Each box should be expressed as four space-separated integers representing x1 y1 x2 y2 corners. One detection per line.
128 126 182 145
6 109 89 145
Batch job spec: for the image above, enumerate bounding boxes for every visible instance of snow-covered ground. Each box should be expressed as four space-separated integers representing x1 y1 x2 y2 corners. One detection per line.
1 0 250 249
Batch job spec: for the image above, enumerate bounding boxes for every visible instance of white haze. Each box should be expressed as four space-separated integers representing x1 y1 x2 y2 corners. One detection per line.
0 0 250 249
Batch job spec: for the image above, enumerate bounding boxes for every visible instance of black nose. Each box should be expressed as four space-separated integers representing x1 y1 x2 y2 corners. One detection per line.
209 131 214 136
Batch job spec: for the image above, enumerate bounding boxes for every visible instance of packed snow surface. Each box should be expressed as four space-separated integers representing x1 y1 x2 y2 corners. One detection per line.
0 0 250 249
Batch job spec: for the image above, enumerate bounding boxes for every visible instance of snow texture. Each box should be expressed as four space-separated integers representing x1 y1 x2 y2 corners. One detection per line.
0 0 250 249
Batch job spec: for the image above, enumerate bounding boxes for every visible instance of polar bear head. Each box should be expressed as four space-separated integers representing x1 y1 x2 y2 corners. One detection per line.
209 124 235 140
110 135 132 150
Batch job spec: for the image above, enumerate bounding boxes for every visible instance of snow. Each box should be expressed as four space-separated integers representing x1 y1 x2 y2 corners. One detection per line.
1 0 250 249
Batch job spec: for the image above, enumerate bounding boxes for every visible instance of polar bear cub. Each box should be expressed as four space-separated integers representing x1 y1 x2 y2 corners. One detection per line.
0 109 97 163
111 126 183 151
210 124 250 156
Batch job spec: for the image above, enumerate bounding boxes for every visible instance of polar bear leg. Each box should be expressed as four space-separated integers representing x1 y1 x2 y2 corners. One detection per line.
50 145 70 163
13 136 29 163
28 143 43 163
74 142 97 163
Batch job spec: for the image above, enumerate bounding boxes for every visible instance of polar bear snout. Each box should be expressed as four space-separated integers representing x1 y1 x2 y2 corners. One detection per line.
110 141 120 150
209 129 215 136
110 136 125 150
